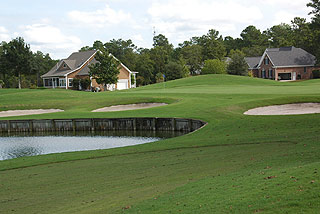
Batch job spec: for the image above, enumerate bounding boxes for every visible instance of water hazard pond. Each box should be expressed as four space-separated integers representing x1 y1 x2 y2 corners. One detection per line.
0 131 184 161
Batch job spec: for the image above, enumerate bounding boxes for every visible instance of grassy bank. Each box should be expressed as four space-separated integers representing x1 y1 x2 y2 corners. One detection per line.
1 74 320 213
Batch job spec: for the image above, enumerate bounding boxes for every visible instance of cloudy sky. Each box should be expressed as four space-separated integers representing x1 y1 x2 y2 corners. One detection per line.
0 0 312 59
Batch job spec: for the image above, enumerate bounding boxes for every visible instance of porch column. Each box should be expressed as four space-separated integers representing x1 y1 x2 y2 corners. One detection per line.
65 76 68 89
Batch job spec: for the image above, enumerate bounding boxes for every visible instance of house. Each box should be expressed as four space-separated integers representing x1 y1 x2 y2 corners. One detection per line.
245 47 319 81
41 50 137 91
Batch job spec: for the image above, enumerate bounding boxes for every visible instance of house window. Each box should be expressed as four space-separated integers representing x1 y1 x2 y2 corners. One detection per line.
44 79 52 87
63 64 67 68
304 67 307 73
268 69 273 79
264 57 269 65
261 69 266 78
68 78 73 87
59 79 66 87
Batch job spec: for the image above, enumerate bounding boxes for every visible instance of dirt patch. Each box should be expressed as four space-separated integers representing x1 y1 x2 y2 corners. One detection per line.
244 103 320 115
92 103 167 112
0 109 64 117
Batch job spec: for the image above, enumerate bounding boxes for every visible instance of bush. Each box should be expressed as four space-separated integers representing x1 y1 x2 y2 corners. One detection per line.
312 70 320 79
227 49 248 76
201 59 226 75
72 78 81 90
80 78 91 90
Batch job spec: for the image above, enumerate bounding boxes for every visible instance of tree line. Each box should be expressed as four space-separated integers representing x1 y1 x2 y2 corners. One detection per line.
0 0 319 88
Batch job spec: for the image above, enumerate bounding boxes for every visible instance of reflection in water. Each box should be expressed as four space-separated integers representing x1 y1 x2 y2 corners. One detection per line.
5 146 43 160
0 131 185 161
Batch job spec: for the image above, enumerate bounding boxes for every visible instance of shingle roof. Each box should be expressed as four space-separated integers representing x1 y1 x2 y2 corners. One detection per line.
245 57 261 69
41 50 96 78
77 58 97 76
265 47 316 67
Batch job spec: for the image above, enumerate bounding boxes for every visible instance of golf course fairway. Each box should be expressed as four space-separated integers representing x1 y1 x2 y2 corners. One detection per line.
1 74 320 213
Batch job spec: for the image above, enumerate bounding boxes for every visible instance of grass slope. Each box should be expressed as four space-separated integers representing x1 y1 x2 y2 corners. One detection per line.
0 74 320 213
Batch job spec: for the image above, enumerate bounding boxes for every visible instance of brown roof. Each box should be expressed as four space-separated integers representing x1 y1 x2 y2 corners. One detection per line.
41 50 96 78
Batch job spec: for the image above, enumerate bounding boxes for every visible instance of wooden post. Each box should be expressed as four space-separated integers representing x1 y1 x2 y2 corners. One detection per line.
152 118 156 131
188 119 193 132
7 120 10 134
91 119 95 132
29 120 33 133
133 118 136 131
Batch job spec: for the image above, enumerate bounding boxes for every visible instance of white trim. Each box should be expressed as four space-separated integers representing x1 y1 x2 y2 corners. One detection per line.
68 78 73 88
273 65 314 68
108 53 133 74
257 51 275 68
64 50 97 77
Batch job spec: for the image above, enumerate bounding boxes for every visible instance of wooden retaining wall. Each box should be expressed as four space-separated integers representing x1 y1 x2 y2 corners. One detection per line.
0 118 206 133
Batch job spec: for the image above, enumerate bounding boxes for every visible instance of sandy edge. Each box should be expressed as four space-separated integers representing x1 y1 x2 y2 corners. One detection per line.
92 103 168 112
0 109 64 117
244 103 320 115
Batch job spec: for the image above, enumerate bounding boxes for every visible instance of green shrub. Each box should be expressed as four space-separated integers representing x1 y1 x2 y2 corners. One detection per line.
312 70 320 79
201 59 226 75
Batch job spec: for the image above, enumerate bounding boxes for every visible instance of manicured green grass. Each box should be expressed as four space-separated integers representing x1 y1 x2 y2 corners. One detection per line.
1 74 320 213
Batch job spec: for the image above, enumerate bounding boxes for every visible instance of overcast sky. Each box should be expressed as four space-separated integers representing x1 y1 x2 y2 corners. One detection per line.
0 0 312 59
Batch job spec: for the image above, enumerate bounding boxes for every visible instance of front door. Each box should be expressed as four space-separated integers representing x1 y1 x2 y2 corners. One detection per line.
292 72 296 81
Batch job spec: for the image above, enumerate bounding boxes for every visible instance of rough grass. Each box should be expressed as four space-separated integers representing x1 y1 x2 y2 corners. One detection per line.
1 74 320 213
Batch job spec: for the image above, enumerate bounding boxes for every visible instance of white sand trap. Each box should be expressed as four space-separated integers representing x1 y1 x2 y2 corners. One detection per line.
0 109 64 117
93 103 167 112
244 103 320 115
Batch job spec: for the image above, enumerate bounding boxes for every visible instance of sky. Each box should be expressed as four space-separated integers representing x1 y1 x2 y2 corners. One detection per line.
0 0 312 59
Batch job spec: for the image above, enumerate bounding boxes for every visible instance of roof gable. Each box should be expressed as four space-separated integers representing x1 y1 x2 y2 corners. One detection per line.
245 57 261 69
257 46 316 68
41 50 97 78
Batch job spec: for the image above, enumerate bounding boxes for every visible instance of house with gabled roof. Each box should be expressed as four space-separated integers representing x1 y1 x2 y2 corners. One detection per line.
41 50 137 91
245 47 319 81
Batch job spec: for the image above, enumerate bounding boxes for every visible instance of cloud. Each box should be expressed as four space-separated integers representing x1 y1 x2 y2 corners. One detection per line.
0 26 10 42
273 11 298 25
148 0 263 41
259 0 309 10
21 24 82 59
68 4 131 28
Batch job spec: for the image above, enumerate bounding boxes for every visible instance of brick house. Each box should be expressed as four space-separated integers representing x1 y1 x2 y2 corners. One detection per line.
41 50 137 91
245 47 319 81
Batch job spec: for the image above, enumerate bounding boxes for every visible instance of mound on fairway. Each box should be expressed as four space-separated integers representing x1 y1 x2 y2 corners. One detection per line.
244 103 320 115
0 109 64 117
92 103 167 112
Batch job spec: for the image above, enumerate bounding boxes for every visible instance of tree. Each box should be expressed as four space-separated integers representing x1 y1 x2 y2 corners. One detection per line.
201 59 226 75
224 36 243 55
89 48 120 91
307 1 320 63
227 49 248 76
31 51 57 87
179 44 203 75
265 23 294 48
135 49 154 85
307 0 320 22
196 29 226 60
104 39 138 70
240 26 268 56
1 37 33 89
164 60 189 81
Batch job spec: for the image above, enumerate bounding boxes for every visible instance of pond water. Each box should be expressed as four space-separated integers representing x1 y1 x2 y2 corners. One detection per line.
0 131 184 161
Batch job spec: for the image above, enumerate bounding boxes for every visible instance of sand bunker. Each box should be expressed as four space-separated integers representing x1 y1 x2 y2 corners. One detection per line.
244 103 320 115
92 103 167 112
0 109 64 117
